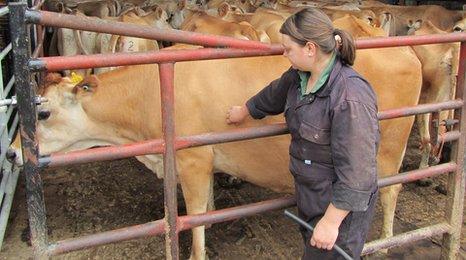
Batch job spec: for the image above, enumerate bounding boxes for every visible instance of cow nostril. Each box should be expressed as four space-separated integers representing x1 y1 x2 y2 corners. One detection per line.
454 26 463 32
38 110 51 121
6 148 16 162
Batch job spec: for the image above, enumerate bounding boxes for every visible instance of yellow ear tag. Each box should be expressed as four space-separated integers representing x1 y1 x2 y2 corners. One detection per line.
70 72 83 84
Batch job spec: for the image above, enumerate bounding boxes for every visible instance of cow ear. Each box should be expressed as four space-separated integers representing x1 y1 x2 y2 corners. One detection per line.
44 73 62 86
218 3 230 18
155 6 163 19
73 75 99 94
178 0 186 10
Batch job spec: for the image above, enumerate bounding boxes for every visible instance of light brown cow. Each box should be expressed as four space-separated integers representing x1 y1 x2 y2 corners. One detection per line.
177 9 265 42
407 20 459 172
361 5 464 36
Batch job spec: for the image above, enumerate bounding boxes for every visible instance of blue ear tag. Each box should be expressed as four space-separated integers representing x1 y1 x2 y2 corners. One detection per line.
304 160 312 165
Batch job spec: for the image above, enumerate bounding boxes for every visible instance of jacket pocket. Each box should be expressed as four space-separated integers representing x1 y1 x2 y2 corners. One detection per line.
299 122 330 145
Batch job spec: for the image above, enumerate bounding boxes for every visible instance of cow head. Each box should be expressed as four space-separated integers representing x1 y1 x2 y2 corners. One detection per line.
9 73 119 166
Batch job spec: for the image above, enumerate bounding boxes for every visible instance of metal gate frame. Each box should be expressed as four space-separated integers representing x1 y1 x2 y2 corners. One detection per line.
7 2 466 259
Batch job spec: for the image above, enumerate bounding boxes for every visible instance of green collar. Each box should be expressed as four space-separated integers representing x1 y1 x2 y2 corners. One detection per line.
297 52 337 98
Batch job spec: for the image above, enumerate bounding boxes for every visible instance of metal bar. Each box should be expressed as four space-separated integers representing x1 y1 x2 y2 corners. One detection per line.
25 10 276 50
0 43 12 60
47 219 166 256
0 106 16 137
39 123 288 168
362 223 451 255
29 47 284 72
0 165 20 250
9 2 48 257
159 63 179 260
378 100 463 120
0 6 8 17
0 170 9 207
32 26 45 59
440 41 466 259
4 76 15 97
47 196 295 256
356 33 466 49
39 98 462 169
25 10 466 51
378 163 457 188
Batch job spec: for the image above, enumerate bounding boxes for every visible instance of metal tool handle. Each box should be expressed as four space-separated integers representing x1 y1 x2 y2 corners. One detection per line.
284 210 354 260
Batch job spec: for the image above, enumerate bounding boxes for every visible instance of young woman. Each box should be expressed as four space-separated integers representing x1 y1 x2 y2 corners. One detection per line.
226 8 379 259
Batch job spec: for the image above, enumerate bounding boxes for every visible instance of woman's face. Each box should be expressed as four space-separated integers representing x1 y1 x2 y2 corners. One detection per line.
281 34 313 71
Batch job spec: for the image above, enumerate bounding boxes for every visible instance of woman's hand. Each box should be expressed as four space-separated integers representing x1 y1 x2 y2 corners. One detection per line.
310 217 339 250
226 105 249 125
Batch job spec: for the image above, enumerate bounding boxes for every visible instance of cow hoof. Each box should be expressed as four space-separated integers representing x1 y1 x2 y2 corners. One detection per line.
434 184 447 195
415 178 433 187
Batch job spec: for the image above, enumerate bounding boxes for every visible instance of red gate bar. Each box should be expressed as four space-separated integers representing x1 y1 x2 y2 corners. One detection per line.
440 39 466 259
378 100 463 120
28 47 284 72
45 161 455 256
159 63 179 259
24 10 466 64
362 223 451 255
39 127 460 169
29 33 466 72
38 99 462 169
25 10 276 50
356 33 466 49
378 163 457 187
46 196 295 256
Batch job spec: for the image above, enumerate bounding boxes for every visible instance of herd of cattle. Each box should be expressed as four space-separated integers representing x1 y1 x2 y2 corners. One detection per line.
10 0 466 259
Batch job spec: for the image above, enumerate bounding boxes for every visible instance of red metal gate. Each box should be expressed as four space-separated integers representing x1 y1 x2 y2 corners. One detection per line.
8 2 466 259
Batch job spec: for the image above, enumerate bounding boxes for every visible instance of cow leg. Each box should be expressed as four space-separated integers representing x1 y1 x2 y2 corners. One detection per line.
379 184 402 254
417 113 431 169
178 147 214 260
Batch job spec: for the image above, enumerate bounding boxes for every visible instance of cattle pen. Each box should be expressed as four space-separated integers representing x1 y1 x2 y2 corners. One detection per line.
6 1 466 259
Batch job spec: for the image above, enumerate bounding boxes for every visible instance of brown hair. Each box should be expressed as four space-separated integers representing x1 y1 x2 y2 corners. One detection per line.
280 8 356 66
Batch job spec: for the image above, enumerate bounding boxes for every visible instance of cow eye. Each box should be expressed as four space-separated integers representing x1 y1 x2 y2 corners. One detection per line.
82 85 90 91
38 110 51 121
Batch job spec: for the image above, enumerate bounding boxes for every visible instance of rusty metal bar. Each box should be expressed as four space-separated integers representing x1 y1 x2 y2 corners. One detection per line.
9 2 48 257
440 41 466 259
31 24 45 59
378 100 463 120
378 163 457 188
25 10 275 50
39 123 288 168
38 99 462 169
47 219 166 256
27 34 466 72
362 223 451 255
46 196 294 256
28 47 284 72
159 63 179 260
356 33 466 49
